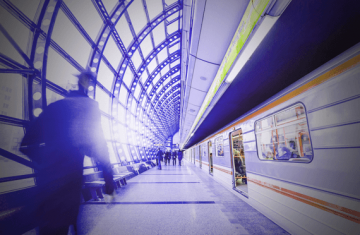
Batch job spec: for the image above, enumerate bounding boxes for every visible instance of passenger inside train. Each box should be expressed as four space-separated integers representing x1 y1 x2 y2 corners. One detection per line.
256 104 313 162
231 130 247 192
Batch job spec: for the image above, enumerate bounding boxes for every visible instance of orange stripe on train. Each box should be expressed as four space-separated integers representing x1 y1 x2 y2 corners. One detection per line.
248 178 360 224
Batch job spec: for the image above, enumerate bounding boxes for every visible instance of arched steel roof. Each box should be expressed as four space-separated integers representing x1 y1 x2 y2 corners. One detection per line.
0 0 183 165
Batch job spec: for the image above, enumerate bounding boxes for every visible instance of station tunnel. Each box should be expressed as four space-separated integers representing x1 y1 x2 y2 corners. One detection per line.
0 0 360 234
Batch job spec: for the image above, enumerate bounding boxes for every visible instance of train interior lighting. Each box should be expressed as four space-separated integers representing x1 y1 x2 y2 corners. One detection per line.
230 129 248 194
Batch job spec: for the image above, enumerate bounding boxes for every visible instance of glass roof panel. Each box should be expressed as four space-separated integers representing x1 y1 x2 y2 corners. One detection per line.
157 49 168 64
119 85 128 105
165 0 178 5
167 21 178 35
9 0 40 21
134 84 141 99
142 96 147 107
97 61 114 91
169 43 179 54
101 116 111 140
117 124 127 143
103 37 123 69
152 22 166 47
153 74 161 85
47 48 79 90
131 99 137 114
107 142 118 164
52 10 91 67
122 67 133 88
127 0 148 35
140 73 147 84
131 49 142 70
147 59 157 75
0 8 31 64
122 144 132 161
64 0 103 41
166 11 178 22
116 15 133 49
147 84 153 95
160 65 170 76
101 0 117 13
0 74 23 119
95 87 110 114
145 0 163 21
140 34 153 59
170 59 180 68
117 103 125 123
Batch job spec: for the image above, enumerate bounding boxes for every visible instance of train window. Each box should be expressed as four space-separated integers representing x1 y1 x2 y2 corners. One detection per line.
255 103 313 163
275 105 306 126
215 136 224 157
255 116 274 132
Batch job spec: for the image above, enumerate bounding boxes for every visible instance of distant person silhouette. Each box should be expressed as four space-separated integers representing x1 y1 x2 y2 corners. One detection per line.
156 148 163 170
172 151 177 165
20 69 114 235
164 150 168 166
177 150 183 166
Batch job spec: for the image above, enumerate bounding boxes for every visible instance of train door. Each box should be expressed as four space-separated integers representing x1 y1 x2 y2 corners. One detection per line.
208 141 213 175
191 147 196 164
190 148 192 162
199 145 202 168
230 129 248 194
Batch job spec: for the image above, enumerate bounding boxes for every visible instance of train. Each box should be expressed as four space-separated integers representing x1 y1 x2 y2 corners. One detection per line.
184 43 360 235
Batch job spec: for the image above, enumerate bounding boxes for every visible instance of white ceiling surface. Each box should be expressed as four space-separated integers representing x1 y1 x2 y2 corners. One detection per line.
180 0 250 144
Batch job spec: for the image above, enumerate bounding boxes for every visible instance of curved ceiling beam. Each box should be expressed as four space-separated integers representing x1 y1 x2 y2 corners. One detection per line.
135 62 180 135
156 87 181 114
88 1 181 138
153 76 181 105
141 48 180 88
85 0 182 160
145 64 180 101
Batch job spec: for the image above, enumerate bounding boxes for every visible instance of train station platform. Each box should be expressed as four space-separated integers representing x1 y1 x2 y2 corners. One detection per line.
75 161 289 235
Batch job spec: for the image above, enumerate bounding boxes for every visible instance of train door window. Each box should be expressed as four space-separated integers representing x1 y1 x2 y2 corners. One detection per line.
255 103 313 162
208 141 213 175
230 129 247 194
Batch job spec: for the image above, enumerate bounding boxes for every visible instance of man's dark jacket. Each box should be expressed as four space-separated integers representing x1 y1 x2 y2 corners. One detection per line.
20 90 114 229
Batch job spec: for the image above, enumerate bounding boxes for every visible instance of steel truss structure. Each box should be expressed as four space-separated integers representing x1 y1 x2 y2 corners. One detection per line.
0 0 183 189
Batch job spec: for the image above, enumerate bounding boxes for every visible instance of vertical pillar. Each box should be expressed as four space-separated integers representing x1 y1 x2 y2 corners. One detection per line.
170 136 173 152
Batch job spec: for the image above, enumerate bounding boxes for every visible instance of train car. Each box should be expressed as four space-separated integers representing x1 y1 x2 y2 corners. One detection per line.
184 43 360 235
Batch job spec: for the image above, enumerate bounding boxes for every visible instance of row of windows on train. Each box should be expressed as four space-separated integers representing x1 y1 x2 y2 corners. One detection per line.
186 103 313 163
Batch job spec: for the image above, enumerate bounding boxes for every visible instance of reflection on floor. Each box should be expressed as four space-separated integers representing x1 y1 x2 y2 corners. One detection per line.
75 161 288 234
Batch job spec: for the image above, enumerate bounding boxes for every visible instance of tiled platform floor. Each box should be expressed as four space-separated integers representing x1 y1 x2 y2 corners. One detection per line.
77 161 289 235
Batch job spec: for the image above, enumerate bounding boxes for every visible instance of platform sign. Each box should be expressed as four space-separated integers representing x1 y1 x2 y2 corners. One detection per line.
189 0 271 136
